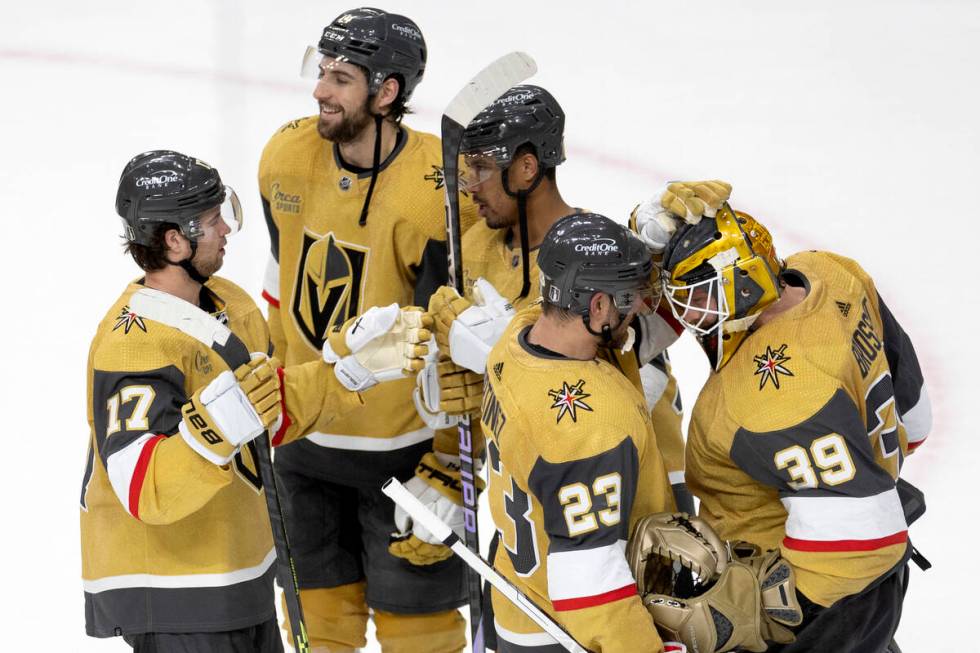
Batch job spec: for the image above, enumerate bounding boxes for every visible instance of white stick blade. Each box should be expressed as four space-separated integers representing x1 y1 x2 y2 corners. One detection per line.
444 51 537 127
382 478 454 542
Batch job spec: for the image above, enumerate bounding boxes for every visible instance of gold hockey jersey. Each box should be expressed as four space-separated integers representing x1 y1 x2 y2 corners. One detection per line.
686 251 931 607
481 309 675 652
461 219 689 501
258 117 478 483
80 277 362 637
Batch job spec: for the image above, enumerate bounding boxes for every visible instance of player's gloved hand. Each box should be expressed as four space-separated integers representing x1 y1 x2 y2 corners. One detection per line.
630 180 732 254
413 359 484 429
179 355 282 465
323 304 433 392
628 512 802 653
429 279 514 374
388 451 485 566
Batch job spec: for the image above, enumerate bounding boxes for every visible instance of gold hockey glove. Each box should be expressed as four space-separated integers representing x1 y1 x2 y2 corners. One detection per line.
323 304 433 392
627 513 728 594
414 359 484 429
629 513 802 653
429 285 473 352
644 550 802 652
630 180 732 254
388 451 485 566
179 355 282 465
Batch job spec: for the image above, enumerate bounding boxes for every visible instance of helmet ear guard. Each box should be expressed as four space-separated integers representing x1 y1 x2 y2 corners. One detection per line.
663 204 782 370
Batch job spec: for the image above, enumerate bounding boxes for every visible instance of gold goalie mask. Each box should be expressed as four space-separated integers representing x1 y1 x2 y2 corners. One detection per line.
626 513 803 653
661 206 782 370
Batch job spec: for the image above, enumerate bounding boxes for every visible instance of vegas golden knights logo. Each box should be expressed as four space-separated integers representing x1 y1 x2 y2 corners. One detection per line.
292 230 369 349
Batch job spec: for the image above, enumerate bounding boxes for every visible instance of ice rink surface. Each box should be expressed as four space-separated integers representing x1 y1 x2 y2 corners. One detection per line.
2 1 976 649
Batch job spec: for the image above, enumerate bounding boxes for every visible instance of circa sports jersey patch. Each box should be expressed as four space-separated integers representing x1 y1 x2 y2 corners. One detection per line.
548 379 593 423
753 343 794 390
113 306 147 334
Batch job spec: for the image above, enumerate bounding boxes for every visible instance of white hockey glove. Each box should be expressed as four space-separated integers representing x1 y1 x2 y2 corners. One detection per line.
429 279 514 374
414 359 484 429
322 304 433 392
630 181 733 254
389 451 484 566
179 355 282 465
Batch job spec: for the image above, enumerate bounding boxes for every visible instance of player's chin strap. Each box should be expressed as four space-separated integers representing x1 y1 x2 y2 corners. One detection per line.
358 113 384 227
502 169 546 300
171 241 210 285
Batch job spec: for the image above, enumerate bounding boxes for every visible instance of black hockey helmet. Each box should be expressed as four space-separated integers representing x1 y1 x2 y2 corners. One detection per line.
460 84 566 170
115 150 241 246
311 7 426 102
538 213 656 318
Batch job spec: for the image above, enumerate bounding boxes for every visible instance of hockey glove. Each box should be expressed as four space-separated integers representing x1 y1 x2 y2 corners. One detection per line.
388 451 485 566
630 180 732 254
179 355 282 465
323 304 433 392
429 279 514 374
628 512 802 653
414 359 485 429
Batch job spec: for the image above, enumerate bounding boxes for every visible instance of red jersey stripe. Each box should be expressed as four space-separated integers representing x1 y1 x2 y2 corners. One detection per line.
271 366 291 447
128 434 166 519
783 530 907 553
551 583 637 612
261 290 280 309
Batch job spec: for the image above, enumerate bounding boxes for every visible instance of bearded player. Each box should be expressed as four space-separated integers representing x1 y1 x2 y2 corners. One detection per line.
258 7 478 652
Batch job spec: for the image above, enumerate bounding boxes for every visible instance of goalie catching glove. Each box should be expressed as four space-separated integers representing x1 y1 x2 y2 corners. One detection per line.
180 354 282 465
429 278 514 374
627 513 802 653
322 304 433 392
630 180 732 254
388 451 485 566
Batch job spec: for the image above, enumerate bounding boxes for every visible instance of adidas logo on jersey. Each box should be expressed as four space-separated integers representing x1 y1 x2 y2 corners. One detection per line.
836 301 851 317
493 361 504 381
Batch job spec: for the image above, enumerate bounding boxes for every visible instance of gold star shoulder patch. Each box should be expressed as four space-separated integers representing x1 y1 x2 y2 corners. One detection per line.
753 344 794 390
548 379 593 423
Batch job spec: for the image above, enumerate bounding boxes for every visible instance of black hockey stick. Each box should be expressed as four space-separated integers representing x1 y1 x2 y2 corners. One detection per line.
440 51 537 653
130 289 310 653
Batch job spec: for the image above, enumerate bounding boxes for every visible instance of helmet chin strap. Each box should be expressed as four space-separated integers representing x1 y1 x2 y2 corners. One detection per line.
358 113 384 227
502 167 546 301
172 239 210 285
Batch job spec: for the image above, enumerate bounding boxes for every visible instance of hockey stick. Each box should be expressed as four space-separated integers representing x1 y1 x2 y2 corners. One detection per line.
383 478 591 653
130 288 310 653
440 51 537 653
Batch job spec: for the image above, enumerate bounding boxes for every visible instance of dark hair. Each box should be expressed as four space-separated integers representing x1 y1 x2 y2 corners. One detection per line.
352 64 413 124
124 222 178 271
514 143 556 182
541 299 576 321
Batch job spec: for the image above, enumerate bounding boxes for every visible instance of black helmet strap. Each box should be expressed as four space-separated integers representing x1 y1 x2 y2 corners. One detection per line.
175 239 210 285
502 166 546 300
582 313 615 345
358 114 384 227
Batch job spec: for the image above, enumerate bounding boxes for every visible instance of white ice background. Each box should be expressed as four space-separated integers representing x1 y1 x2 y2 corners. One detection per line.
1 1 976 650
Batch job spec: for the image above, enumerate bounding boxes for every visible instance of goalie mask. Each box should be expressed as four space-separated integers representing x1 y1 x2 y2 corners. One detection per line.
662 205 782 370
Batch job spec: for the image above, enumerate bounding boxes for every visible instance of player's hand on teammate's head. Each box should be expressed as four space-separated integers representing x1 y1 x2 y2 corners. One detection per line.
323 304 434 391
630 180 732 254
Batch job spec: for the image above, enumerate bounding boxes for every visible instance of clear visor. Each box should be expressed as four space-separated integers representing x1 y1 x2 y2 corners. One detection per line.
664 275 730 336
460 150 509 191
612 281 657 317
184 186 243 240
300 46 350 80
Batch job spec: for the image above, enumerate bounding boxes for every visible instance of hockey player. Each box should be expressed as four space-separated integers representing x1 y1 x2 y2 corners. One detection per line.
258 8 478 651
479 213 677 652
420 84 695 512
81 150 431 651
629 199 931 652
